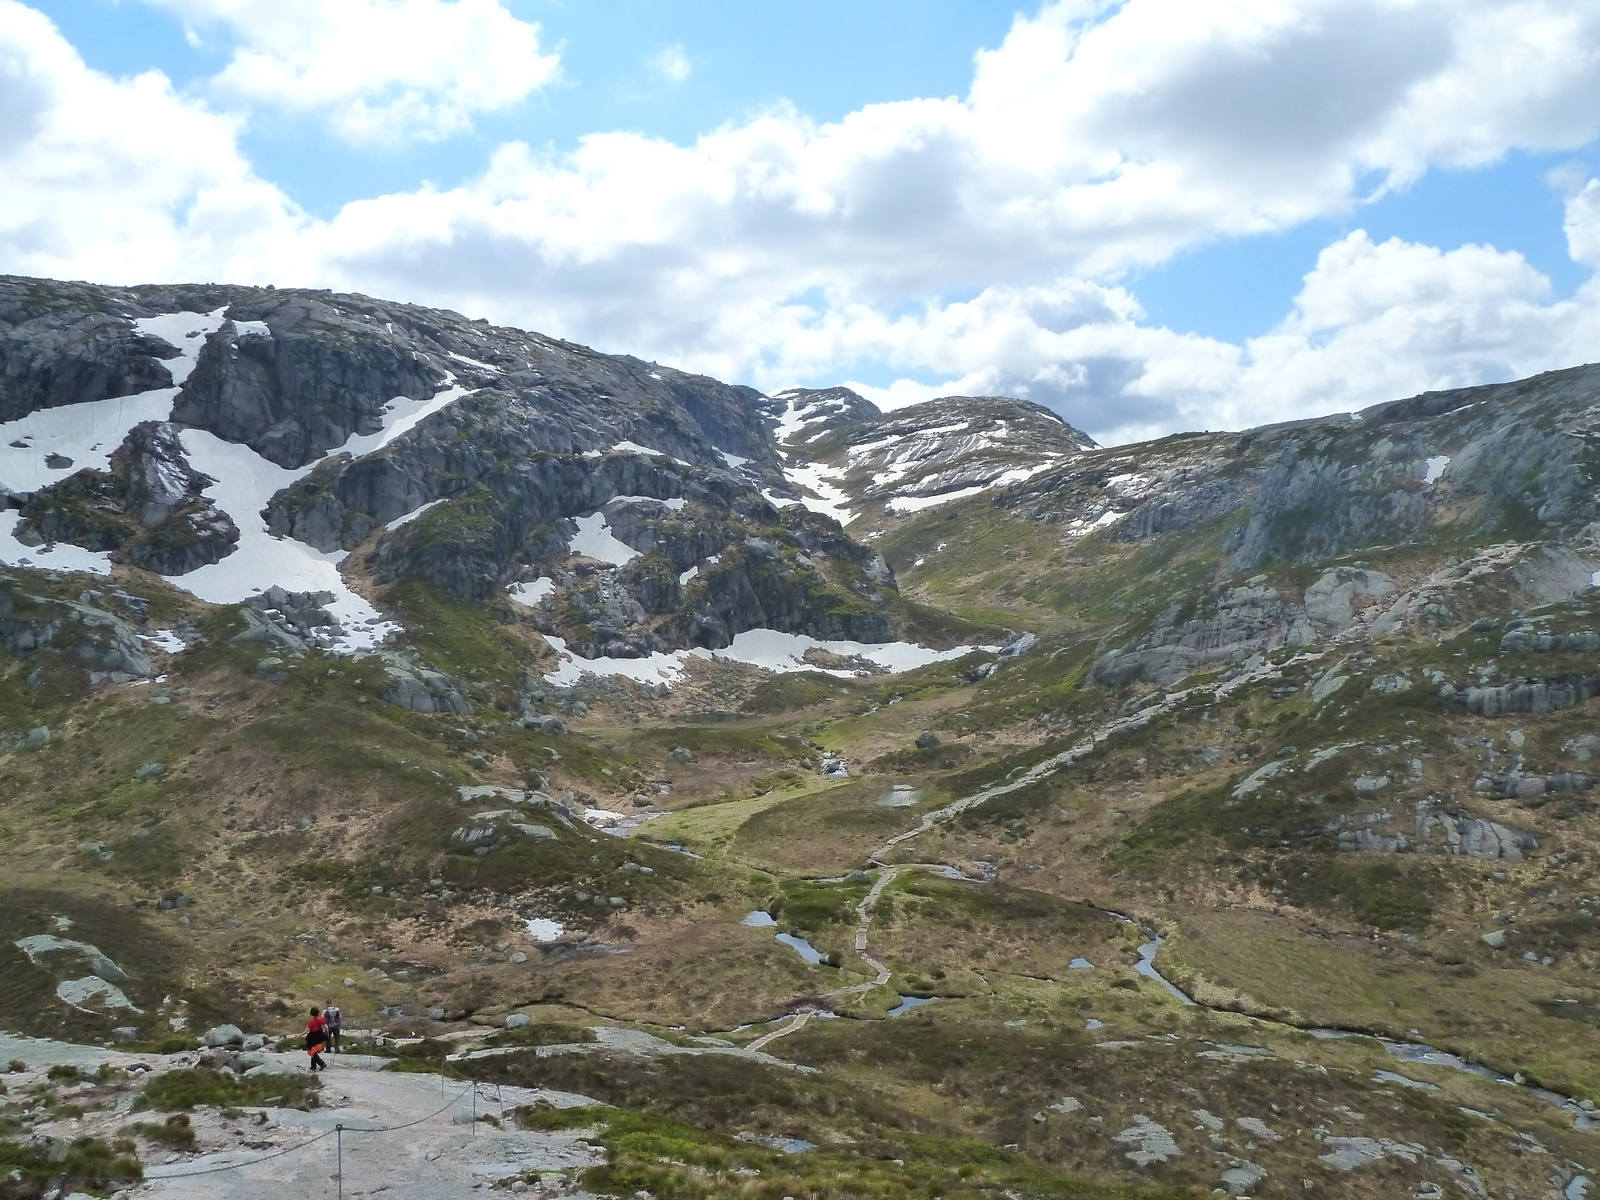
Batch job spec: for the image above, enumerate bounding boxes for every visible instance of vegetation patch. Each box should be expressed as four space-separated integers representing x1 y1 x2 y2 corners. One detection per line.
0 1134 142 1198
137 1067 320 1112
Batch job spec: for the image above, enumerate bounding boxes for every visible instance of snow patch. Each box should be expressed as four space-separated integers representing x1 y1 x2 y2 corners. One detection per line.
887 485 989 514
447 351 499 373
611 440 690 466
569 512 640 566
884 463 1057 514
508 577 556 605
140 629 189 654
135 308 228 386
1065 509 1128 537
717 449 750 469
702 628 994 676
525 917 565 943
175 430 399 651
541 628 993 687
678 566 699 585
0 512 113 574
0 353 473 650
1424 455 1451 485
768 461 856 525
0 309 227 495
385 499 445 531
230 319 271 339
333 384 469 459
607 495 686 511
541 635 687 687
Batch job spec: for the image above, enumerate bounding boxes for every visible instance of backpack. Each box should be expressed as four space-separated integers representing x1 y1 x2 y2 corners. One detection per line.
324 1006 341 1028
305 1016 327 1050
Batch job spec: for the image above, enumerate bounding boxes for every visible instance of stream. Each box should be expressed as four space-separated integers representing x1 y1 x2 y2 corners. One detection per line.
828 852 1600 1130
836 649 1600 1133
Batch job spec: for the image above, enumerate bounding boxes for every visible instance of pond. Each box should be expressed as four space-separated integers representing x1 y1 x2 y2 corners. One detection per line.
744 911 825 963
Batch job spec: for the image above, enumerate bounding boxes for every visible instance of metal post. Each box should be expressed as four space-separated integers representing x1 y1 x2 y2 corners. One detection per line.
336 1124 344 1200
471 1083 477 1136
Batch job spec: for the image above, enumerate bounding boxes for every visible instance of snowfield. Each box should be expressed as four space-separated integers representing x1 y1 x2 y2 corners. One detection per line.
0 315 475 654
541 626 995 687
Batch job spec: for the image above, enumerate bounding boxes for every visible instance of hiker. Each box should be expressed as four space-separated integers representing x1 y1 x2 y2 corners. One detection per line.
324 1002 342 1053
305 1007 329 1071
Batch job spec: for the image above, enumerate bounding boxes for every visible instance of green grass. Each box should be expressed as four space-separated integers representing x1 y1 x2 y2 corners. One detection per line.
136 1067 320 1112
515 1107 1180 1199
123 1113 196 1151
0 1134 142 1196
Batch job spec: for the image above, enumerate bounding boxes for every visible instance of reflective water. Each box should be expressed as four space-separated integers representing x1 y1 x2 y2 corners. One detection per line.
887 995 935 1017
775 932 824 964
1133 935 1195 1005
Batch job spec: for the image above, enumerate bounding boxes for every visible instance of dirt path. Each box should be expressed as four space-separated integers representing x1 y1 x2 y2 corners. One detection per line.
134 1061 604 1199
869 651 1322 864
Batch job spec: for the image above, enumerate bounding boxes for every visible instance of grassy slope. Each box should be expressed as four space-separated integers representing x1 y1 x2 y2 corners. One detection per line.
6 517 1600 1196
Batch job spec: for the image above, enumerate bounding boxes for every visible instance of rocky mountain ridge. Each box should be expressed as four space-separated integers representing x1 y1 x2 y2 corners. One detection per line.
5 274 1600 1199
766 386 1098 533
0 276 991 680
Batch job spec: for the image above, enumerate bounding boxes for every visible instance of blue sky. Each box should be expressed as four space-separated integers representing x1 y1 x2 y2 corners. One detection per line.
7 0 1600 441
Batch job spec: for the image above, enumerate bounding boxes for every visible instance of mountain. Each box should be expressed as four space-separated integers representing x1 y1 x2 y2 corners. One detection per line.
765 385 1097 534
3 273 1600 1200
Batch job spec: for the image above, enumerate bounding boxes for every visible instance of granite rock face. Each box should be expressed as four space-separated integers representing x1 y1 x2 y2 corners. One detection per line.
0 578 152 681
0 275 911 664
1004 363 1600 571
0 279 181 419
771 388 1098 519
1091 581 1316 687
13 421 239 574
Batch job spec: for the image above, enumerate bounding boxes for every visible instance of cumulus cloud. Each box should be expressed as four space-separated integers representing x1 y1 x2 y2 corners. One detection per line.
280 0 1600 356
651 43 692 85
0 0 305 284
142 0 560 143
4 0 1600 444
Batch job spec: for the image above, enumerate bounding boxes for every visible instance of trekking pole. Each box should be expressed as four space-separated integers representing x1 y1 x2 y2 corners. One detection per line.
336 1123 344 1200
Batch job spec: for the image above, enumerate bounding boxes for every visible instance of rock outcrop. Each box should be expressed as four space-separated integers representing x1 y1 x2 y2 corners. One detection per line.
1092 581 1315 687
1003 362 1600 572
13 421 238 574
0 577 152 682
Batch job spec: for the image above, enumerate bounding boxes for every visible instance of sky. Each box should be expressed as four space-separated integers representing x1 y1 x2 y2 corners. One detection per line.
5 0 1600 444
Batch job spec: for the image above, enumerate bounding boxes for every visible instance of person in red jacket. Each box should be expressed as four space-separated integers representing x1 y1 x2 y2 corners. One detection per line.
305 1007 329 1071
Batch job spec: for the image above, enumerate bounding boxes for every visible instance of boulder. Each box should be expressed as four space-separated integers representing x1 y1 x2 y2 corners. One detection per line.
244 1058 306 1077
202 1023 245 1048
0 583 151 681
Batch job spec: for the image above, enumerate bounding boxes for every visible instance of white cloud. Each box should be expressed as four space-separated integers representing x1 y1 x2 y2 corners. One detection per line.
651 43 691 85
143 0 560 144
5 0 1600 446
0 0 305 284
1564 177 1600 268
275 0 1600 356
